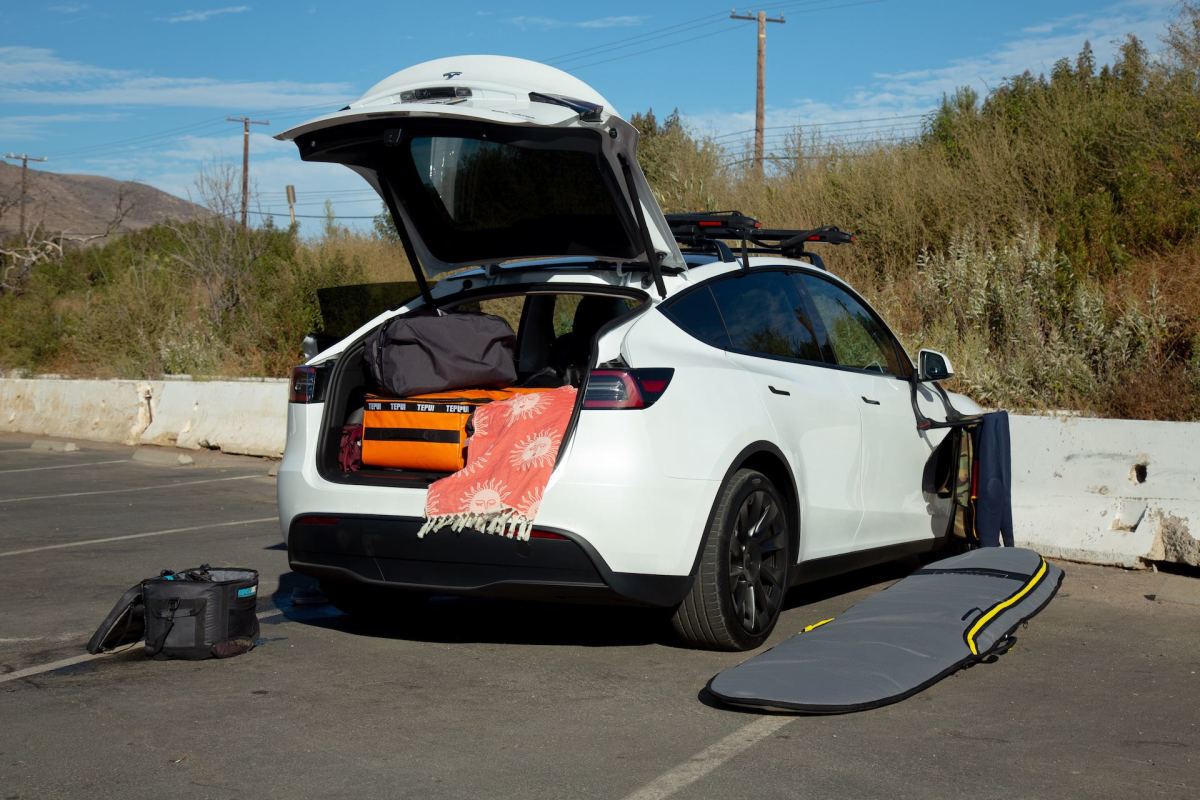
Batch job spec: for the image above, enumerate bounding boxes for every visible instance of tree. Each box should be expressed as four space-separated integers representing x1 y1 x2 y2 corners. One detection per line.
372 204 400 243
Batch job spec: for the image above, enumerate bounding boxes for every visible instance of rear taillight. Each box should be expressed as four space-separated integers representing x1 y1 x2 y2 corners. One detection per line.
289 366 316 403
583 369 674 410
529 529 569 541
296 515 339 526
289 364 325 404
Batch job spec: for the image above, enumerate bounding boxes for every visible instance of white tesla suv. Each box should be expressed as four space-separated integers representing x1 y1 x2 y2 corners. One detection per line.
275 55 981 650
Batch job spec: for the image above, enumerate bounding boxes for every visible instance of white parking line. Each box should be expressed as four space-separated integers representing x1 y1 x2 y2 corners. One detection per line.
0 474 263 504
619 716 792 800
0 516 278 558
0 608 285 685
0 459 130 474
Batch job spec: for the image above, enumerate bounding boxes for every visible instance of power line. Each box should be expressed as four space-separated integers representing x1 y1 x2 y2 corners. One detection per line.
709 111 931 140
752 125 924 146
733 135 920 159
546 0 875 68
545 13 728 66
46 118 230 159
45 101 340 161
564 0 885 73
257 188 378 198
247 209 376 220
723 138 921 167
565 20 754 71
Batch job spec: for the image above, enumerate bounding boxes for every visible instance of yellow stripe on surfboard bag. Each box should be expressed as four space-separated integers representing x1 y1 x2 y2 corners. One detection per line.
964 557 1049 656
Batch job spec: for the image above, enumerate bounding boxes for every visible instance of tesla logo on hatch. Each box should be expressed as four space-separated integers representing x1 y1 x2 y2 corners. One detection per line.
443 71 462 79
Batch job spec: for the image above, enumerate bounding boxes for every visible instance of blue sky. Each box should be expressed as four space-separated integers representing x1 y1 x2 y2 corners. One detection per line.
0 0 1183 231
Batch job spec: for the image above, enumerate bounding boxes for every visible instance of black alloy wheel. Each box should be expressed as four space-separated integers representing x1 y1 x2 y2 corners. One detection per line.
672 468 792 650
727 486 788 636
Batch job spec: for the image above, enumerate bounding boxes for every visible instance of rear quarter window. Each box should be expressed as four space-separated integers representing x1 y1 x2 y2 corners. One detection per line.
660 286 731 348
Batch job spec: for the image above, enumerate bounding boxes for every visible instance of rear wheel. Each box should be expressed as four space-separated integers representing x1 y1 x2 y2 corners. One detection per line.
672 468 791 651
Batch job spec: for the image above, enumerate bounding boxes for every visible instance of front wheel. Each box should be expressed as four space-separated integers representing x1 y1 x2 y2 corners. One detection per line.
671 468 791 651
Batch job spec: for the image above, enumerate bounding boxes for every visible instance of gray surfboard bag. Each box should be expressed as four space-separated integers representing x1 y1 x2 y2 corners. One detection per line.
708 547 1064 714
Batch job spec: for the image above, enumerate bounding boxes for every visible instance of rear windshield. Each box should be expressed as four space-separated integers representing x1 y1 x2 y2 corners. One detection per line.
386 125 641 265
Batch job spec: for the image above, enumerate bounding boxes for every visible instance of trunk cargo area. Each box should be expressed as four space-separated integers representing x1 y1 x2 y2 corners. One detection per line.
315 287 647 487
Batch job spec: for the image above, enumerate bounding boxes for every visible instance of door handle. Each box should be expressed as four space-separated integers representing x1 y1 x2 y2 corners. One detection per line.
768 385 791 396
861 396 881 405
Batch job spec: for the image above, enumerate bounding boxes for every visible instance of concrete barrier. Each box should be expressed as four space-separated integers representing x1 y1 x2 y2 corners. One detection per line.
0 376 287 458
0 375 1196 567
1009 414 1200 569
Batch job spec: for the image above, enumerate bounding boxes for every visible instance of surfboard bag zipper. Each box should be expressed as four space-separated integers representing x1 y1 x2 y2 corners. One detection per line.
707 547 1064 714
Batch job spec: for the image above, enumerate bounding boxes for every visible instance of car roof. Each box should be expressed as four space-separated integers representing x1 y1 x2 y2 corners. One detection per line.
434 254 857 301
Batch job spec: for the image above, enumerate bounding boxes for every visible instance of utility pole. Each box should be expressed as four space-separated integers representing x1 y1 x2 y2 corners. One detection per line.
286 184 297 226
729 9 785 172
3 152 48 236
225 116 269 228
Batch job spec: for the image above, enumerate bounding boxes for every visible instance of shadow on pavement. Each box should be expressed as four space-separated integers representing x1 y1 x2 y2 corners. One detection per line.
782 555 921 613
265 555 928 650
268 569 672 648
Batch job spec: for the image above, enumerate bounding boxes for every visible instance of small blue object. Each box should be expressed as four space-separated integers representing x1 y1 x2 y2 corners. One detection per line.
237 586 257 598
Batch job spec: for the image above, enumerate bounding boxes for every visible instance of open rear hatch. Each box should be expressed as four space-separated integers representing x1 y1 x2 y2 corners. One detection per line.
276 55 683 299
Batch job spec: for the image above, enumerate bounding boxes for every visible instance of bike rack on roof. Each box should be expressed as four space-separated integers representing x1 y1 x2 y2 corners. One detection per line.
665 210 855 271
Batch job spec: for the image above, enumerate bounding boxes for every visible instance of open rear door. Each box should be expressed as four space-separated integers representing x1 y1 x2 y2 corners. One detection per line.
277 56 683 298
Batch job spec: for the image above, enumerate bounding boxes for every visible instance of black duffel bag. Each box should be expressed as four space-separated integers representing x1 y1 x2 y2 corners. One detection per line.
364 311 517 397
87 565 259 660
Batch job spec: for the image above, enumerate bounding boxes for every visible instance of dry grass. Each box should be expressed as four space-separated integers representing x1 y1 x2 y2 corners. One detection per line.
2 10 1199 419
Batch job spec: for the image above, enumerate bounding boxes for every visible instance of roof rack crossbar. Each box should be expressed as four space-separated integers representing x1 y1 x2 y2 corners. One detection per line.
664 211 855 270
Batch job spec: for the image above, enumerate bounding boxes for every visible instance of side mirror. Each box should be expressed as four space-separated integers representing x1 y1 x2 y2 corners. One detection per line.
917 349 954 382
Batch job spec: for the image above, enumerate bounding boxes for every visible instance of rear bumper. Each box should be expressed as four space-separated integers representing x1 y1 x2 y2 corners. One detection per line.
288 514 691 607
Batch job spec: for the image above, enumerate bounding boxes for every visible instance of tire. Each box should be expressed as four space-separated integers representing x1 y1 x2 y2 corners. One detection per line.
672 468 792 651
320 581 428 619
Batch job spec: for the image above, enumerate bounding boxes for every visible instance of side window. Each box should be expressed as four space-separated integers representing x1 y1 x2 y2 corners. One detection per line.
798 275 907 376
660 286 731 348
478 297 525 333
709 271 824 362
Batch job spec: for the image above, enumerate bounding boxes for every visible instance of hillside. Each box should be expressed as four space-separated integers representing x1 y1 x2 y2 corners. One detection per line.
0 163 208 238
1 5 1199 419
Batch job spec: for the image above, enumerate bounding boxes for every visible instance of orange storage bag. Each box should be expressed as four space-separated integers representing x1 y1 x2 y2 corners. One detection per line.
361 389 545 472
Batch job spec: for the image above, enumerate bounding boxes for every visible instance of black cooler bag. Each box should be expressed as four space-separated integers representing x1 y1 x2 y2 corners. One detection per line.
87 566 260 660
365 311 517 397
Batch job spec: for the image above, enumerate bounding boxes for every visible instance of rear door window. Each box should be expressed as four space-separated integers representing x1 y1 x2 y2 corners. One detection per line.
797 274 909 376
393 129 641 265
709 271 824 362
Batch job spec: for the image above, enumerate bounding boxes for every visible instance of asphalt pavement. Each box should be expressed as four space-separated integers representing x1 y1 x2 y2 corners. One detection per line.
0 432 1196 800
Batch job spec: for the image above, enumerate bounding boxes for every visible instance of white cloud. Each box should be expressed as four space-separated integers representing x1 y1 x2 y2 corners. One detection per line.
161 5 250 24
510 14 644 30
1 76 355 109
0 47 354 108
869 3 1171 107
48 3 88 13
577 16 645 29
684 0 1176 150
0 112 122 140
0 46 126 85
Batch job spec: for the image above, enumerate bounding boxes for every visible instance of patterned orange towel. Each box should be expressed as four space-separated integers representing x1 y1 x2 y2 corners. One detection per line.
418 386 577 541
